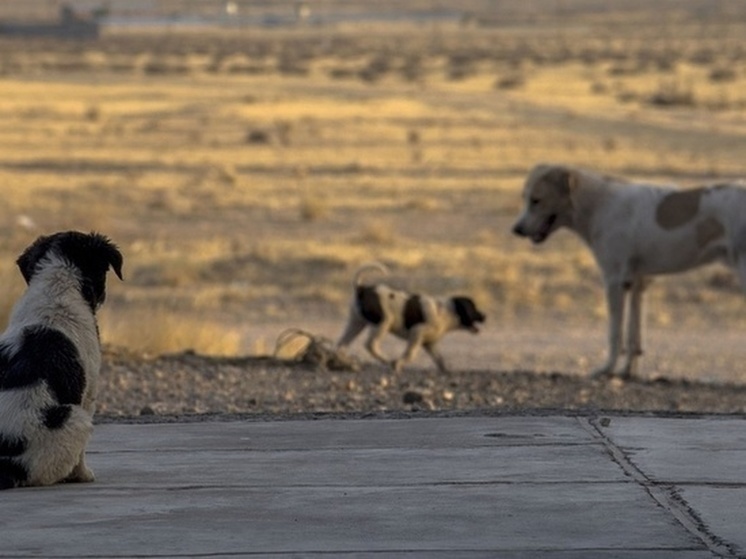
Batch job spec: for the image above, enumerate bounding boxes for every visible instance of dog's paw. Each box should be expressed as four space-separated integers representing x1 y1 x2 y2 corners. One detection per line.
391 359 403 373
590 366 615 380
65 465 95 484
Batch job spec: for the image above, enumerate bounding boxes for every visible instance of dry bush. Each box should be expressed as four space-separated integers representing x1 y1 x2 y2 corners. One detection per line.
299 196 329 222
647 78 696 107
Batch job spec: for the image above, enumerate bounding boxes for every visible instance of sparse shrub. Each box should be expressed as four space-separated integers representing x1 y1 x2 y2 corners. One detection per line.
590 81 608 95
245 129 272 144
359 54 392 83
648 79 696 107
494 73 525 90
277 53 309 76
84 105 100 122
709 66 737 83
447 52 479 81
689 48 715 65
299 196 328 222
329 66 357 80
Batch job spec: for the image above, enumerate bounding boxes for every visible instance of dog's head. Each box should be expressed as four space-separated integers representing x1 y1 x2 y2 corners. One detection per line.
512 164 577 244
17 231 123 311
451 296 486 334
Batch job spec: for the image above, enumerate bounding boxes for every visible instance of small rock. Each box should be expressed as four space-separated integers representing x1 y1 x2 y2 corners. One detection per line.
402 391 424 405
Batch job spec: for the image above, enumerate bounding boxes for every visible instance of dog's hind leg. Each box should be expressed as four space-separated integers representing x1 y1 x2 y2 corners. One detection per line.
393 329 426 373
336 315 367 348
591 281 626 378
364 325 393 368
29 406 93 486
620 279 647 379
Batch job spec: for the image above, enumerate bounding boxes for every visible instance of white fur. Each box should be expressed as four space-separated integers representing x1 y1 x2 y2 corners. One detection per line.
513 164 746 378
0 254 101 487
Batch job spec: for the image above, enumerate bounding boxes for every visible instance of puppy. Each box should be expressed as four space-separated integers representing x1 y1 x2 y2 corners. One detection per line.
0 231 123 490
512 163 746 378
336 263 485 372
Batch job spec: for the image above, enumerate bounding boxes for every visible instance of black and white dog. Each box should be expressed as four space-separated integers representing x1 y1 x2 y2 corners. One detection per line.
337 262 486 372
0 231 122 490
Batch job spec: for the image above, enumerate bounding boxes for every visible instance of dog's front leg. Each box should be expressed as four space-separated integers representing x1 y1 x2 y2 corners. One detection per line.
424 342 448 373
621 278 647 378
393 329 425 373
591 280 626 378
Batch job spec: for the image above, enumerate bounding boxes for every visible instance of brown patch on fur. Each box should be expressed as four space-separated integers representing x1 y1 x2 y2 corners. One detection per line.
696 217 725 248
655 189 704 230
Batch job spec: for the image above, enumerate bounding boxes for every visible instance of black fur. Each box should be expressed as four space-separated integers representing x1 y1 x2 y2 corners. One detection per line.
43 405 73 430
403 295 425 329
0 434 26 456
0 458 27 489
17 231 123 311
452 297 486 330
0 326 85 406
356 286 384 325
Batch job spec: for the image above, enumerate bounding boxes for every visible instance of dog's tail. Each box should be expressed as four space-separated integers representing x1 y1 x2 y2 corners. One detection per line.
352 261 389 288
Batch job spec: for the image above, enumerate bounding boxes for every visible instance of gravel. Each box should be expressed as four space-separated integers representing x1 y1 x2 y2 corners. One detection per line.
96 347 746 421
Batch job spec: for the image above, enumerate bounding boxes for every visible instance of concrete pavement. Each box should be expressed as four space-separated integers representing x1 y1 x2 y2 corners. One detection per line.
3 414 746 558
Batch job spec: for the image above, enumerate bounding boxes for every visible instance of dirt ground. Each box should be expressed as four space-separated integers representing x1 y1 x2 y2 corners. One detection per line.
96 318 746 418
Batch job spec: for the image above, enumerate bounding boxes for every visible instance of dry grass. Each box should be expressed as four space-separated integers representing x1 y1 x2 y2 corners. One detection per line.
0 3 745 355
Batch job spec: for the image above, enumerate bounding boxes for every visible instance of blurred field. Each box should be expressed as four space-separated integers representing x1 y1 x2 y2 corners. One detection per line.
0 0 745 364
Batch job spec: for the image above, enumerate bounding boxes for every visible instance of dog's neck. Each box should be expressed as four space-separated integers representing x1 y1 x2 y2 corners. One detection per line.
568 173 616 247
8 255 97 336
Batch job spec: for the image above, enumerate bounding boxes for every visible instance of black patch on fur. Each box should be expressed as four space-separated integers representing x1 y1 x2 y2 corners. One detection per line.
0 458 27 489
0 434 27 457
0 326 85 406
356 286 384 325
403 295 425 330
43 405 73 430
452 297 486 329
17 231 123 311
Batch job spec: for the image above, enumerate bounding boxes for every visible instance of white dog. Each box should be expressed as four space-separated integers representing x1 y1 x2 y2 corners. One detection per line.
336 263 486 372
0 231 122 490
513 163 746 378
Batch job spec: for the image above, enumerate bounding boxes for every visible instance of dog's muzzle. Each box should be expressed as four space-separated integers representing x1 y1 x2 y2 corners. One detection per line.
513 215 556 244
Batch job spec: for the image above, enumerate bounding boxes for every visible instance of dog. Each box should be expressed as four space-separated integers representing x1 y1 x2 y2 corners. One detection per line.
336 262 486 372
0 231 123 490
512 163 746 378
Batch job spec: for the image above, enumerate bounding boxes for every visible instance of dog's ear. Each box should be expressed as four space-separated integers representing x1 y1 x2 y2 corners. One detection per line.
91 233 124 281
16 234 55 284
452 296 485 332
543 166 578 196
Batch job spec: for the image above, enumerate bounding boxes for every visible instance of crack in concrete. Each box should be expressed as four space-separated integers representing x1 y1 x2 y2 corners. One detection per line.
580 416 739 558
